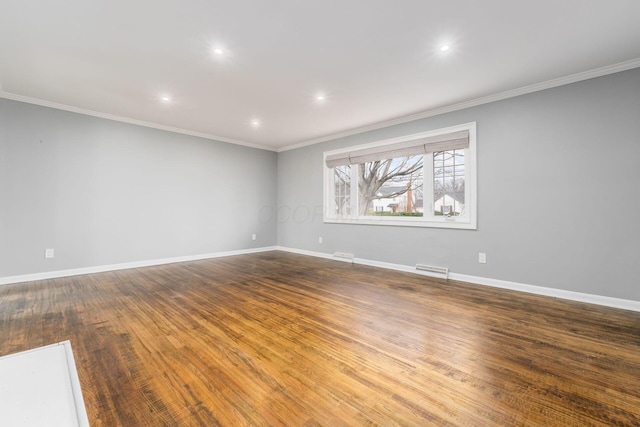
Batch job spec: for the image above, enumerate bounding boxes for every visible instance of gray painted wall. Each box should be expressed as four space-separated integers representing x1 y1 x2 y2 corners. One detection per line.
0 99 277 277
277 68 640 301
2 68 639 302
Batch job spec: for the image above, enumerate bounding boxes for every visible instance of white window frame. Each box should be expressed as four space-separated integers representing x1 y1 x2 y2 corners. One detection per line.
323 122 477 229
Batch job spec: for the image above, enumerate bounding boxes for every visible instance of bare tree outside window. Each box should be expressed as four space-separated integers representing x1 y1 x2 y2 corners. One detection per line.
358 156 423 215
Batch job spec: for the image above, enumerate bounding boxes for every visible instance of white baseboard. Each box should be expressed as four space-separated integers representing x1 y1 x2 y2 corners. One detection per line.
273 246 442 277
3 245 639 313
447 272 640 313
273 246 350 262
0 246 278 286
274 246 640 313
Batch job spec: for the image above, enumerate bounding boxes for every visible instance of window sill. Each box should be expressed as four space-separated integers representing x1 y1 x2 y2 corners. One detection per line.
324 216 476 230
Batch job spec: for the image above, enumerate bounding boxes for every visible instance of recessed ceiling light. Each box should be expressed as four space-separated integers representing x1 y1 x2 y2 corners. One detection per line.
251 120 261 127
440 45 450 52
213 48 224 55
316 94 326 101
161 95 171 102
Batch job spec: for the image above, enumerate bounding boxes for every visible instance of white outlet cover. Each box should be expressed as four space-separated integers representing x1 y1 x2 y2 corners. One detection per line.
319 237 323 244
251 234 256 241
478 252 487 264
44 248 55 259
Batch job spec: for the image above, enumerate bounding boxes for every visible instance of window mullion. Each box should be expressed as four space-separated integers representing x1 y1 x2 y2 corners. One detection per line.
350 164 359 218
424 153 434 217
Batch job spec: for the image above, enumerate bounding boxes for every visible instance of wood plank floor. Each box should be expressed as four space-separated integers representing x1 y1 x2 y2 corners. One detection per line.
1 251 639 426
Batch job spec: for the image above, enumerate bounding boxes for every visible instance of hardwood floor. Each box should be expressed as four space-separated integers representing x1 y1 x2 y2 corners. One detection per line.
1 251 639 426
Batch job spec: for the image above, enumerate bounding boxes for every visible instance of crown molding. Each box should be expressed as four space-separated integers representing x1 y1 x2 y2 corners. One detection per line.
278 57 640 152
0 91 276 152
3 58 639 154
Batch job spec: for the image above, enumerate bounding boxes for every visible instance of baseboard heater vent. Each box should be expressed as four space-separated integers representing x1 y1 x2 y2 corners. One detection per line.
415 264 449 278
333 252 355 262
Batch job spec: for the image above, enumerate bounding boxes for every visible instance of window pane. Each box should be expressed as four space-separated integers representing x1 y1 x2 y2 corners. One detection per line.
358 155 423 217
434 149 465 216
334 165 351 216
324 123 475 229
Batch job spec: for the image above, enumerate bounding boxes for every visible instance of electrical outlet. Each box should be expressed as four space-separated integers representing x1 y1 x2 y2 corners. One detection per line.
251 233 256 241
44 248 55 259
318 236 323 244
478 252 487 264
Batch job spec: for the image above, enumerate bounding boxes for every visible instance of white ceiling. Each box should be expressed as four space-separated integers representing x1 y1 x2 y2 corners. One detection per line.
1 1 640 151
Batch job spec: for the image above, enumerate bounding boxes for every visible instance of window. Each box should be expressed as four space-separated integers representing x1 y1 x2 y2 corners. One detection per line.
323 122 476 229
